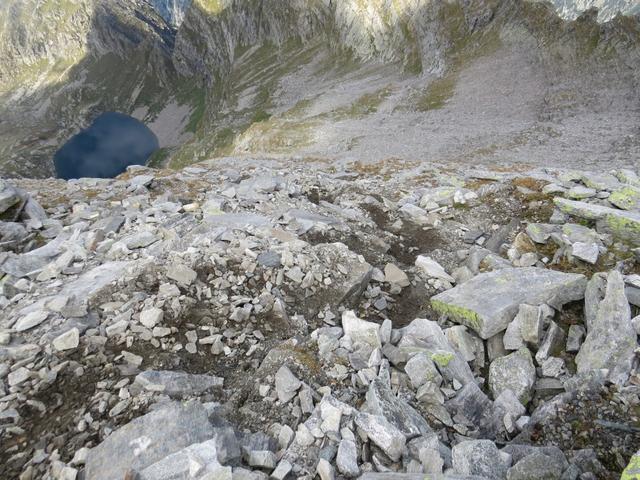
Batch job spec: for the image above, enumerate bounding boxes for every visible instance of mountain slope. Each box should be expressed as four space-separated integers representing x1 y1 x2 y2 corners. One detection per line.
550 0 640 20
0 0 639 177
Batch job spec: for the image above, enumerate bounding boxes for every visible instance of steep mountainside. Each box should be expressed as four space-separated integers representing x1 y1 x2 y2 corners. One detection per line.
149 0 192 26
550 0 640 20
0 0 639 177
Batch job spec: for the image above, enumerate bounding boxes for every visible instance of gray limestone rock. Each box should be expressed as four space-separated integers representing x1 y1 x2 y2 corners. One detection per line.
365 377 432 439
506 452 564 480
576 270 636 384
336 439 360 477
85 401 215 480
452 440 507 480
553 198 640 245
489 348 536 406
399 318 475 386
0 181 21 214
354 412 406 462
274 365 301 403
133 370 223 397
431 268 586 339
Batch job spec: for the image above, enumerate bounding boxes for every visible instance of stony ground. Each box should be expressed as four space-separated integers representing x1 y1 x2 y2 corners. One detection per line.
1 157 640 480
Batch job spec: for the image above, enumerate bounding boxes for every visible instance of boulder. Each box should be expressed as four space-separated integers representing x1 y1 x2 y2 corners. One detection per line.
354 412 405 462
489 348 536 405
0 181 21 214
85 401 215 480
341 310 381 355
415 256 454 283
431 268 586 339
398 318 475 385
365 378 432 439
452 440 507 480
274 366 301 403
576 270 636 384
506 452 565 480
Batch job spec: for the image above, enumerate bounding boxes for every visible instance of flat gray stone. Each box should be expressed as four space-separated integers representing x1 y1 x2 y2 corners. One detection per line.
85 401 215 480
52 328 80 351
14 310 49 332
431 268 586 339
576 270 636 385
571 242 599 264
133 370 223 397
62 261 135 305
138 438 229 480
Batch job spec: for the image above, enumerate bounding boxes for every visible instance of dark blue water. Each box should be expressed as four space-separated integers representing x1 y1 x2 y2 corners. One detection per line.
54 112 159 180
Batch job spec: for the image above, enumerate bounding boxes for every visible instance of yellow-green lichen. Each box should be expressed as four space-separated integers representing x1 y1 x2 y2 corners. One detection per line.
604 214 640 246
609 187 640 211
431 351 455 367
430 299 483 333
621 452 640 480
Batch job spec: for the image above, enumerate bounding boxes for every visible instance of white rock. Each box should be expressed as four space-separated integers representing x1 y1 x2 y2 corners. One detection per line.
571 242 599 264
166 263 197 285
274 366 301 403
14 311 49 332
316 458 335 480
415 256 455 283
53 328 80 351
8 367 30 386
384 263 410 288
140 308 163 329
341 310 381 353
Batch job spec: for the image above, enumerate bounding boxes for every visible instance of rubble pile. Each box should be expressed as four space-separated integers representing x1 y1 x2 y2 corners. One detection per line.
1 161 639 480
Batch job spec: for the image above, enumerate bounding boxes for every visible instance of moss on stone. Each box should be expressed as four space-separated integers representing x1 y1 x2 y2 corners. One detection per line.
430 299 483 333
621 452 640 480
609 187 640 210
431 351 455 367
604 214 640 245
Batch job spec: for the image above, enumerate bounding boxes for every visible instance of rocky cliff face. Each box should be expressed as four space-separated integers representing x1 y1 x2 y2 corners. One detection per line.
0 0 640 178
149 0 192 27
550 0 640 20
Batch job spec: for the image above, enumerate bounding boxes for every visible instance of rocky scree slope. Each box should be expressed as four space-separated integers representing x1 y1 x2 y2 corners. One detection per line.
1 158 640 479
1 0 640 177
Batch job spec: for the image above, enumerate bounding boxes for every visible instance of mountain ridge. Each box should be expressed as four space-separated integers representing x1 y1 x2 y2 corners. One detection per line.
0 0 639 177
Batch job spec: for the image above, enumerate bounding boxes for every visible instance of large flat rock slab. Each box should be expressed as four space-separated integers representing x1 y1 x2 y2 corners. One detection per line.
85 401 215 480
431 268 587 339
